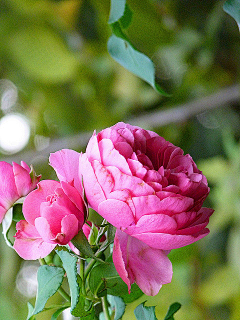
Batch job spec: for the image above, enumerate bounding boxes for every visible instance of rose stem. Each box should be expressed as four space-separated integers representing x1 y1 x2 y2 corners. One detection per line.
101 296 111 320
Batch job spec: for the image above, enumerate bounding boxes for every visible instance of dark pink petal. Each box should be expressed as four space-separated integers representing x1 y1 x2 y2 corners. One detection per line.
14 220 56 260
49 149 82 193
12 162 32 197
114 141 133 159
98 199 135 229
79 154 106 211
132 229 210 250
0 162 18 209
113 230 173 296
23 180 60 225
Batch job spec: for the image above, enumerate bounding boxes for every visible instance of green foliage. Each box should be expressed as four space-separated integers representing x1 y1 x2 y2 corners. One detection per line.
163 303 181 320
108 0 168 95
224 0 240 29
31 265 64 316
134 302 157 320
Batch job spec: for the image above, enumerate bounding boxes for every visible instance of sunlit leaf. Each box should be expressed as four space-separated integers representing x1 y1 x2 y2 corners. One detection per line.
33 266 65 315
108 0 126 24
108 2 168 95
8 26 78 83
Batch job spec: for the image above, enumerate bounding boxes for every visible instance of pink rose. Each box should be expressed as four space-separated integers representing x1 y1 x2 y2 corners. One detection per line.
14 149 86 260
14 180 85 260
0 161 40 223
79 122 213 294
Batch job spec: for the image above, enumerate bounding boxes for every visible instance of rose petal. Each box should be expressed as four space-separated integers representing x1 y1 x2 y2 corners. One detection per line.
113 230 173 296
23 180 60 225
12 162 32 197
0 162 18 209
132 229 210 250
98 199 135 229
14 220 56 260
49 149 82 193
79 154 106 211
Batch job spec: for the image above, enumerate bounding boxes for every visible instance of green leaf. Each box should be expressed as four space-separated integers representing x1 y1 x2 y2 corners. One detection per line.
2 207 13 248
33 266 65 315
12 203 24 222
56 250 80 315
223 0 240 30
51 306 69 320
164 303 181 320
120 283 143 303
109 296 126 320
89 262 128 297
27 302 36 320
108 2 168 95
108 0 126 24
8 26 78 83
134 302 157 320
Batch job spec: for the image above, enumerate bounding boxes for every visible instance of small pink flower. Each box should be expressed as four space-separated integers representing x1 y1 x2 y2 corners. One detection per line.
0 161 40 223
79 122 214 295
14 180 85 260
14 149 86 260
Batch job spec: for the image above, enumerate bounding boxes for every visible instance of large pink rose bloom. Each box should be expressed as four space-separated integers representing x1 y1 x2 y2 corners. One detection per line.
14 150 86 260
0 161 40 223
79 122 213 294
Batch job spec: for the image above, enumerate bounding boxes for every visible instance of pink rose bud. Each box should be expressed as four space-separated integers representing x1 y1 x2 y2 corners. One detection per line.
13 180 86 260
0 161 40 223
79 122 214 295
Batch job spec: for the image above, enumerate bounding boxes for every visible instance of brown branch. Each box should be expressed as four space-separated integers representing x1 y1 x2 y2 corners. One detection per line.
1 85 239 165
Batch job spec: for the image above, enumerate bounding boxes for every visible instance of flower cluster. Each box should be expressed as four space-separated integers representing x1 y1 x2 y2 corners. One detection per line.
2 122 213 296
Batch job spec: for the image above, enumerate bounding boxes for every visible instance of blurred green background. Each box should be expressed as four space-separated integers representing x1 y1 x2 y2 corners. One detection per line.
0 0 240 319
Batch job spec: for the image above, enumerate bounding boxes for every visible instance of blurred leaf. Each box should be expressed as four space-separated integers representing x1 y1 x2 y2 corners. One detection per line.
224 0 240 30
8 26 78 83
108 0 126 24
198 265 240 305
108 3 168 95
33 265 64 315
134 301 157 320
164 302 181 320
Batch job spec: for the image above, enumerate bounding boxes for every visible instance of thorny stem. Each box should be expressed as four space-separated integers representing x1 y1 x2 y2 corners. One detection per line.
101 296 111 320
